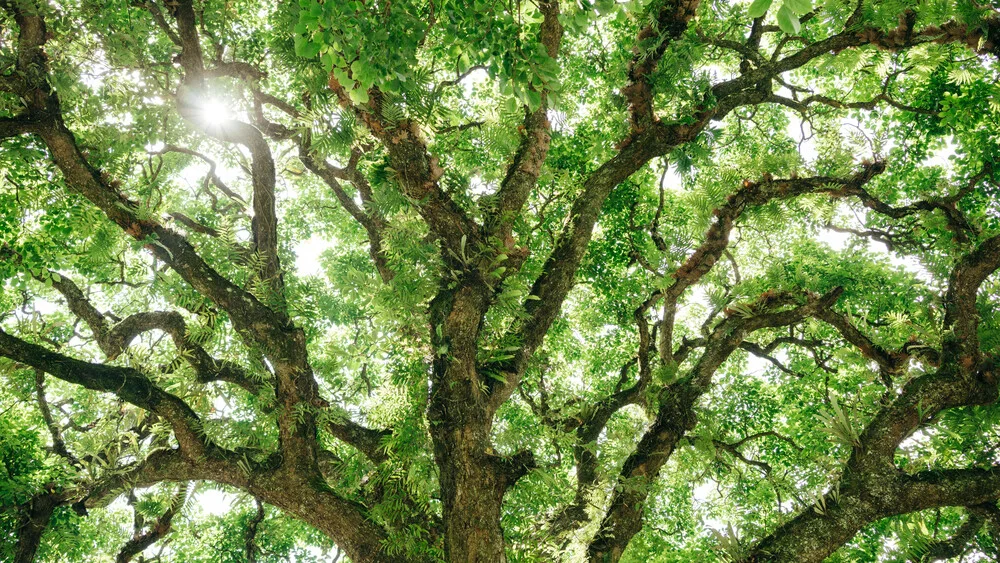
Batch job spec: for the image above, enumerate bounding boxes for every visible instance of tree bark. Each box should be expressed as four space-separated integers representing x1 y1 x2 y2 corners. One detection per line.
13 492 63 563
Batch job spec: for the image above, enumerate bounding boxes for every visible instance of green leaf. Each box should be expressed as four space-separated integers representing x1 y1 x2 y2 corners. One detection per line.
747 0 773 18
350 60 375 86
294 35 321 58
784 0 811 15
349 86 370 104
776 5 801 34
320 52 335 73
524 89 542 111
332 66 351 87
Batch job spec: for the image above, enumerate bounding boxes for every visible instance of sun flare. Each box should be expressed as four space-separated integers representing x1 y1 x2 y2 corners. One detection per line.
197 98 231 126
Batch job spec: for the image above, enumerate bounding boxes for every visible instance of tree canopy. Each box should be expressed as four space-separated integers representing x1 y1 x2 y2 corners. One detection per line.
2 0 1000 561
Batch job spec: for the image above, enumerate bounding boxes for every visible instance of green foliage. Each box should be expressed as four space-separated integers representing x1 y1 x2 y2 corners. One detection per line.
2 0 1000 561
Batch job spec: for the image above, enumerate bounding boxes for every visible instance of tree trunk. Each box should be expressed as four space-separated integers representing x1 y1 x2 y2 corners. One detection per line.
428 282 509 561
433 421 509 562
14 492 63 563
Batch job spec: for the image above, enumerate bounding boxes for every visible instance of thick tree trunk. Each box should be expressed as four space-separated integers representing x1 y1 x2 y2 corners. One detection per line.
429 365 510 562
428 282 509 561
433 422 509 562
14 492 63 563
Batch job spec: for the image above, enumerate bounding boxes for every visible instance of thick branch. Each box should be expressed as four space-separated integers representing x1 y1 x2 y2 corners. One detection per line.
486 0 562 247
586 289 842 562
12 492 66 563
0 328 210 456
658 163 886 361
496 123 698 410
325 418 391 465
485 1 996 409
624 0 702 131
0 114 43 137
748 468 1000 562
748 235 1000 561
1 0 327 472
942 234 1000 372
6 49 291 356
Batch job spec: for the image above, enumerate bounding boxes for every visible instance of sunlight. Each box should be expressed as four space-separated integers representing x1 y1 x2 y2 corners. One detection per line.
196 98 232 127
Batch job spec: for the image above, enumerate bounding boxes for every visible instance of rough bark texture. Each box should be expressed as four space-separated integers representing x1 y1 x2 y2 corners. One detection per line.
2 0 1000 561
13 492 65 563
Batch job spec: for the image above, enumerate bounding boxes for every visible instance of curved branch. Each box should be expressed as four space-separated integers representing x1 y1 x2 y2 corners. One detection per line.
34 369 80 466
116 485 186 563
22 263 263 394
0 328 211 456
624 0 702 132
747 236 1000 562
297 139 395 282
325 418 391 465
1 27 290 355
748 467 1000 562
245 498 266 563
920 508 984 562
586 289 842 562
326 80 480 256
167 0 283 305
942 233 1000 372
152 144 246 206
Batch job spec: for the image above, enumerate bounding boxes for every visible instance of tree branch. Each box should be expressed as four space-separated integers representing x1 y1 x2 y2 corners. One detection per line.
245 498 266 563
624 0 702 132
116 485 186 563
586 289 843 561
296 138 395 282
15 261 264 394
326 78 480 257
167 0 284 306
325 418 391 465
0 328 211 457
151 144 247 207
485 0 562 251
747 236 1000 562
34 369 80 466
12 491 66 563
920 508 984 562
0 114 42 138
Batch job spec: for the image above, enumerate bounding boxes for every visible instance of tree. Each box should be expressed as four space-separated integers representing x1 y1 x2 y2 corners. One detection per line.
1 0 1000 560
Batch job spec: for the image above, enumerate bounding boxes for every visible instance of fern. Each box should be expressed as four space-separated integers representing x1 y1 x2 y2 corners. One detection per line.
815 395 861 448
